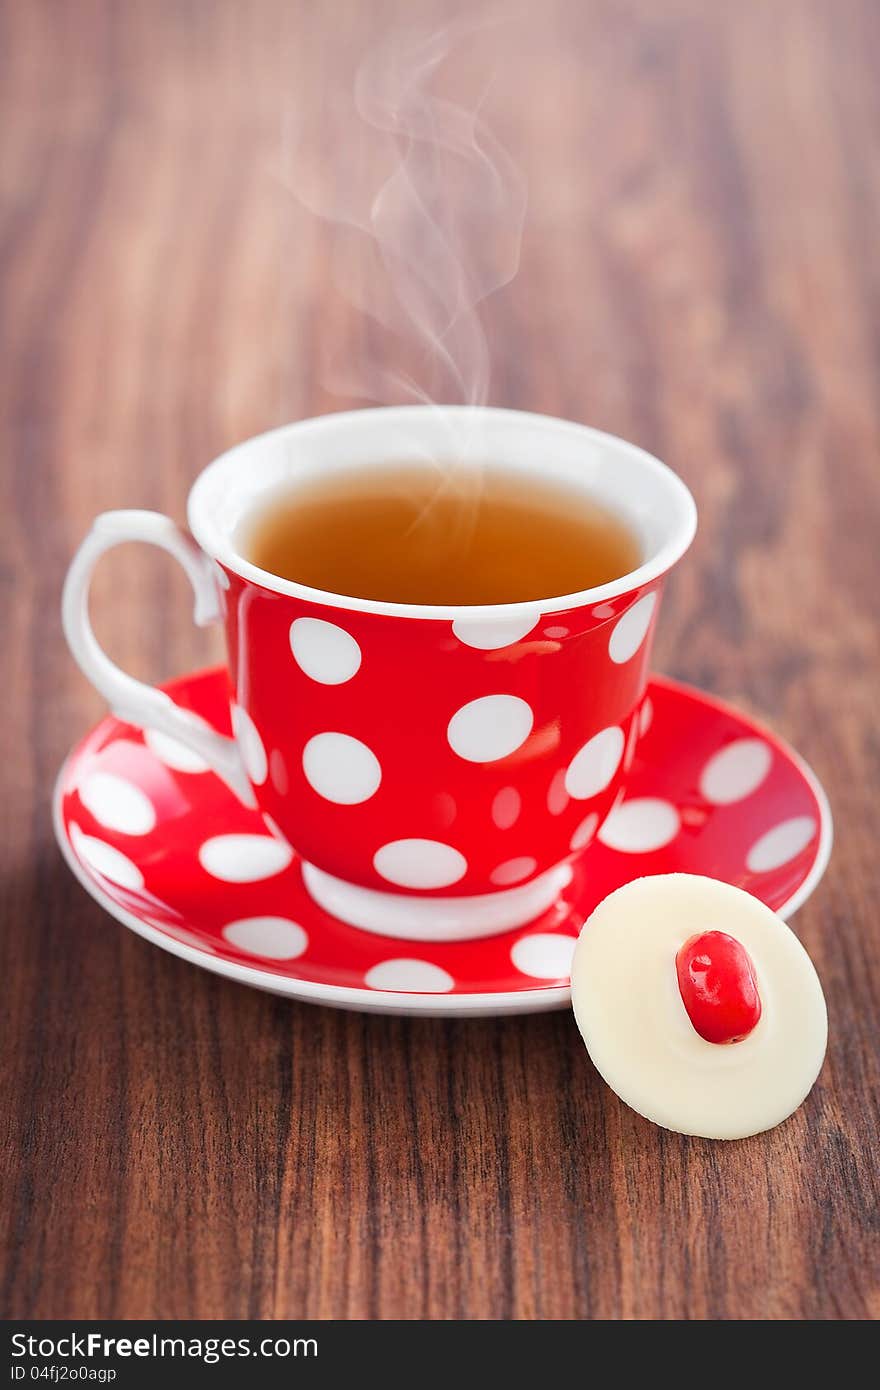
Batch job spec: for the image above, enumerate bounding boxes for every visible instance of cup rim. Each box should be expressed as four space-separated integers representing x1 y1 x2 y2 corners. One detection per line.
188 405 697 619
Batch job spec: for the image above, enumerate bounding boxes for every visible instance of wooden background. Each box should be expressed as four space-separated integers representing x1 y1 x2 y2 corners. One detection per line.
2 0 879 1320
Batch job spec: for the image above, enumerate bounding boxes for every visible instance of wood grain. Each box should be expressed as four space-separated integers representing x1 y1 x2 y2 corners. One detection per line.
2 0 879 1320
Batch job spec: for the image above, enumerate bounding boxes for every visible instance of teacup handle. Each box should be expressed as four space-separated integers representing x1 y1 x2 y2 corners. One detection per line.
62 509 255 806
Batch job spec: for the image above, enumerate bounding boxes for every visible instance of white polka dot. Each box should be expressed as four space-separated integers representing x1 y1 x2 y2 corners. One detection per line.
547 768 570 815
222 916 308 960
639 696 653 736
557 862 575 891
69 822 145 889
302 732 381 804
700 738 772 805
373 839 467 889
598 797 680 852
492 786 521 829
78 772 156 835
364 959 455 993
746 816 817 873
452 612 539 649
447 695 534 763
592 602 616 619
570 812 599 851
608 592 657 664
290 617 362 684
198 833 293 882
269 748 288 795
564 726 625 800
490 856 538 886
543 625 569 638
231 705 268 786
144 725 210 773
624 717 639 770
262 814 289 843
511 932 577 980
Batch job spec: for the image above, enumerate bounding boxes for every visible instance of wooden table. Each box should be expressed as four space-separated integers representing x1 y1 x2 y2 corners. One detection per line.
2 0 878 1320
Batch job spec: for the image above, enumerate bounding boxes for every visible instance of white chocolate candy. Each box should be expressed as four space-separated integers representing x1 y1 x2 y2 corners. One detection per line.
571 874 827 1139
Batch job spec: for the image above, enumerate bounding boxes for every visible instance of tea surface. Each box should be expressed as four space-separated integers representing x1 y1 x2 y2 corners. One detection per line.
238 465 641 604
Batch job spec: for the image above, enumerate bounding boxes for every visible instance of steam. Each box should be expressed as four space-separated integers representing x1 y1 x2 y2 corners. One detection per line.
284 11 527 428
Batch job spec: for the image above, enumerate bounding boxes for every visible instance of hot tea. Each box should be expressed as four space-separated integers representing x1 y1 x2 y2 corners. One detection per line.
237 465 641 604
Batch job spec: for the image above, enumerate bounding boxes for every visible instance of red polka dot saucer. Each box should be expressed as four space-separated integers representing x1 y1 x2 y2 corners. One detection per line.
54 667 831 1016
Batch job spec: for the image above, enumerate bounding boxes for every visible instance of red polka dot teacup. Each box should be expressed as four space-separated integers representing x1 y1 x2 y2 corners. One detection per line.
63 407 696 941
